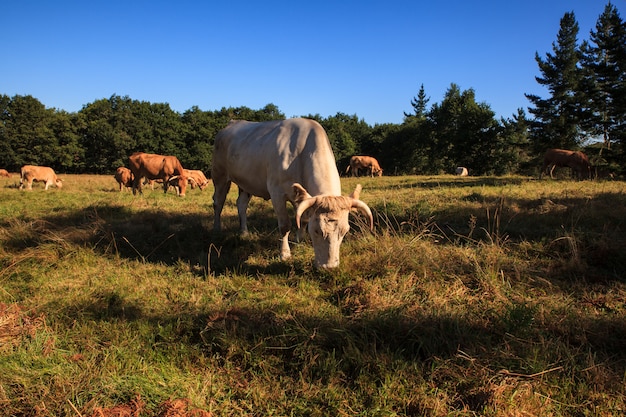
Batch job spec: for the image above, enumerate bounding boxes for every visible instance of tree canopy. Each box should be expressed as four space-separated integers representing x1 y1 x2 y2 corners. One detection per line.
1 3 623 177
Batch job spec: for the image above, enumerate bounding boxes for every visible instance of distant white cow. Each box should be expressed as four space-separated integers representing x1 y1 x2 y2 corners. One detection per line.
19 165 63 190
455 167 469 176
212 118 373 269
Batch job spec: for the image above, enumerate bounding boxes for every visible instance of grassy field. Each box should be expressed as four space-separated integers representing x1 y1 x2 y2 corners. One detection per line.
1 173 625 416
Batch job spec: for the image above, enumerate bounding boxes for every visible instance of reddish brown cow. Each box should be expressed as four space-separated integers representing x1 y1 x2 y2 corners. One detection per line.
128 152 188 197
19 165 63 190
114 167 134 192
345 156 383 177
0 169 10 177
540 149 591 180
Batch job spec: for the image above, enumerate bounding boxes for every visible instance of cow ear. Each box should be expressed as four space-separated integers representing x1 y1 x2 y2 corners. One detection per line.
293 183 312 204
350 184 362 200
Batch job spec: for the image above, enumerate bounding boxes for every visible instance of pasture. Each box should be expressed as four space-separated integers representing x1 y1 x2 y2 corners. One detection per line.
1 173 625 416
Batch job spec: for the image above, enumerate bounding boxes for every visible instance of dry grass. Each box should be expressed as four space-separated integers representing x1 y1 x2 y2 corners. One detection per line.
1 173 625 416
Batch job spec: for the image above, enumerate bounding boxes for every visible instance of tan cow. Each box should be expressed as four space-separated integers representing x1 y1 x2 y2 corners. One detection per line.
0 169 10 178
212 118 373 269
128 152 189 197
184 169 210 190
114 167 134 192
19 165 63 190
540 149 591 180
345 155 383 177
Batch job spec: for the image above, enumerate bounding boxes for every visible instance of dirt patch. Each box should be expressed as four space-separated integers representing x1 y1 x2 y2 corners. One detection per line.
0 303 46 352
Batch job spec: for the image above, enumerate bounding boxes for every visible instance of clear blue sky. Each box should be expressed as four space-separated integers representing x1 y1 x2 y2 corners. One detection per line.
3 1 616 125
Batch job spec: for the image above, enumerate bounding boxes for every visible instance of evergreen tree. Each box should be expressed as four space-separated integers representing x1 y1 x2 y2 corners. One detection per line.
403 84 430 122
526 12 585 153
580 3 626 155
499 109 532 174
427 84 501 175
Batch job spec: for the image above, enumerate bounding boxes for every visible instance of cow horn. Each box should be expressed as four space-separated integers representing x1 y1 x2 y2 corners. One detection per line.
351 199 374 230
295 197 317 229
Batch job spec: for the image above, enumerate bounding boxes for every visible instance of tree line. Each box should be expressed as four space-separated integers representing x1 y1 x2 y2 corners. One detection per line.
1 4 624 177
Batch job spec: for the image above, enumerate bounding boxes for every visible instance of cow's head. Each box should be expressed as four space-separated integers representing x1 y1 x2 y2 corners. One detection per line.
55 179 63 189
294 183 373 269
197 179 210 190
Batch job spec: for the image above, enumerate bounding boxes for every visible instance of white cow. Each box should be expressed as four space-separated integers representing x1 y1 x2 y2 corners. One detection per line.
455 166 469 176
211 118 373 269
19 165 63 190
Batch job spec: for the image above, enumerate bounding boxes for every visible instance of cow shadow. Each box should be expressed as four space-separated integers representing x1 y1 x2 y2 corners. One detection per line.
1 200 296 277
5 182 625 282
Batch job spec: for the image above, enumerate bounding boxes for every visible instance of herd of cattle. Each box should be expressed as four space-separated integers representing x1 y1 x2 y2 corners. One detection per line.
1 118 613 267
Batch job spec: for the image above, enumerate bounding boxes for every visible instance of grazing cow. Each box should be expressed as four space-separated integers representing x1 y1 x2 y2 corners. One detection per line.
184 169 211 190
19 165 62 190
114 167 134 192
345 155 383 177
212 118 373 269
455 166 469 176
0 169 10 178
128 152 188 197
540 149 591 180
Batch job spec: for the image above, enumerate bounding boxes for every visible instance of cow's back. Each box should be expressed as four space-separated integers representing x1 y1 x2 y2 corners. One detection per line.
213 118 341 198
21 165 53 180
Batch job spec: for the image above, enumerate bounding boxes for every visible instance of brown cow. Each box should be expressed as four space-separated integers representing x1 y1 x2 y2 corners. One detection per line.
128 152 188 197
19 165 63 190
540 149 591 180
184 169 210 190
345 156 383 177
114 167 134 192
0 169 10 178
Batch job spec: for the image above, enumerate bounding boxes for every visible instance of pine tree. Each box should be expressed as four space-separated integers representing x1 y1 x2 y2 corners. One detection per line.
580 3 626 153
403 84 430 122
526 12 585 153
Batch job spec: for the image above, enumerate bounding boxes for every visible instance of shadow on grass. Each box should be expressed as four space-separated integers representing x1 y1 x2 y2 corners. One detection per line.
3 185 625 282
4 190 626 414
51 285 626 414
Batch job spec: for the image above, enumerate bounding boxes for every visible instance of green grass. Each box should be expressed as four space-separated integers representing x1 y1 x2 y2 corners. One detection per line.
1 174 625 416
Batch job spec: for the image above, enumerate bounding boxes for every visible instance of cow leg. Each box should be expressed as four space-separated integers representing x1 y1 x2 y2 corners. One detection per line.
132 176 143 195
237 187 251 235
44 180 51 190
212 178 231 231
270 198 292 260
